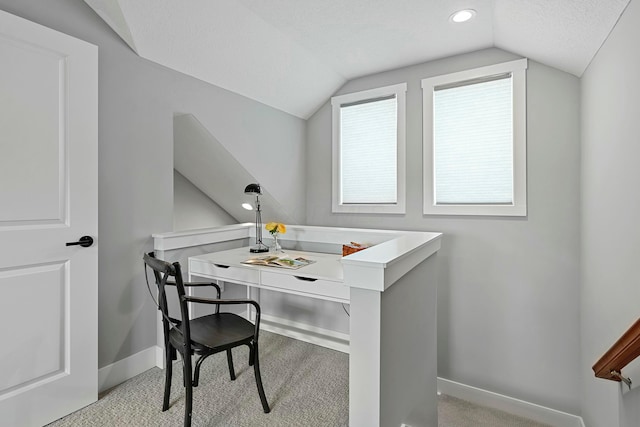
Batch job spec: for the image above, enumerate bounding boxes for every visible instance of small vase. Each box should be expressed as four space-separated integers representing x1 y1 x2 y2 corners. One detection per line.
271 234 282 253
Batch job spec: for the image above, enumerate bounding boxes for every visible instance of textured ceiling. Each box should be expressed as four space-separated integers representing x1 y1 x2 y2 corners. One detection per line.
85 0 630 119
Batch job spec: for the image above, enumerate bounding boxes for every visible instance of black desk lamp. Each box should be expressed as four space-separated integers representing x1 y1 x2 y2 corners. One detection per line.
244 183 269 253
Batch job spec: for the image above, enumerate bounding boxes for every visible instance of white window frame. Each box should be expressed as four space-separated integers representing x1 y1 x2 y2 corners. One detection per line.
421 58 528 216
331 83 407 214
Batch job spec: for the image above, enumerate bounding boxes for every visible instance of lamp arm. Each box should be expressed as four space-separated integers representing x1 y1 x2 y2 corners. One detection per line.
255 195 263 245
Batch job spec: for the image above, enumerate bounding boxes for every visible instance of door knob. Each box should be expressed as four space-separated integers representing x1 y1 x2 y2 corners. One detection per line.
66 236 94 248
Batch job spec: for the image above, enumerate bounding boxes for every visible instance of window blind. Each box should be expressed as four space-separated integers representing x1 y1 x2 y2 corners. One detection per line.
433 75 513 204
339 96 397 204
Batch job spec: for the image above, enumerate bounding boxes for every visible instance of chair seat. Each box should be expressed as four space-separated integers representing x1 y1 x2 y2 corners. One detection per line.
170 312 255 353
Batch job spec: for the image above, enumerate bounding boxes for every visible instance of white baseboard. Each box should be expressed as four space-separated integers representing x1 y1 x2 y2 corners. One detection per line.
98 346 161 393
437 378 584 427
155 345 165 369
260 313 350 353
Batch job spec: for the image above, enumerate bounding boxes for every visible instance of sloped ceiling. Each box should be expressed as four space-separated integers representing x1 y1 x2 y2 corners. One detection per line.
85 0 630 119
173 114 300 226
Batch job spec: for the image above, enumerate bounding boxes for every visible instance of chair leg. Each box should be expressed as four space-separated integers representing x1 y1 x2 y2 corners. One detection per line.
248 343 255 366
226 349 236 381
251 342 270 413
183 348 193 427
193 355 207 387
162 346 174 411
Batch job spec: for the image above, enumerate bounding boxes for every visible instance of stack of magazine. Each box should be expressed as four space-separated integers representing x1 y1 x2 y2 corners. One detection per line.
242 254 314 269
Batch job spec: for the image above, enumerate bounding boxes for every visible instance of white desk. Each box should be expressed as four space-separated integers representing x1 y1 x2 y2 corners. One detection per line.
154 224 442 427
189 247 349 303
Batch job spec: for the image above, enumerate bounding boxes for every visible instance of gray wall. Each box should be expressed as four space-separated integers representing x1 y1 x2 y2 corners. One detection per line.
0 0 307 368
581 0 640 425
306 49 582 415
173 170 236 231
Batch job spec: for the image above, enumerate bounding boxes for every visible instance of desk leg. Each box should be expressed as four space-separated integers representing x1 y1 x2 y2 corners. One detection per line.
349 288 381 427
349 254 438 427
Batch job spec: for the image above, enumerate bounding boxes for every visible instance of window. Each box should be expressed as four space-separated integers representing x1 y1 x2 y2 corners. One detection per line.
422 59 527 216
331 83 406 214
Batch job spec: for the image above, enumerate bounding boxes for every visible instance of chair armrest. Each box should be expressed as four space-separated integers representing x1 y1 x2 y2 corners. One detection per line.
166 280 221 297
184 282 219 287
182 296 260 313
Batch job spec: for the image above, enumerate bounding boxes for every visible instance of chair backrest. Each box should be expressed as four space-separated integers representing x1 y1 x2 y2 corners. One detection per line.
143 252 191 345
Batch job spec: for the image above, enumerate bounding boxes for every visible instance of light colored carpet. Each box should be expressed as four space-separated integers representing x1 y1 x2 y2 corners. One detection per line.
48 331 348 427
47 331 551 427
438 394 551 427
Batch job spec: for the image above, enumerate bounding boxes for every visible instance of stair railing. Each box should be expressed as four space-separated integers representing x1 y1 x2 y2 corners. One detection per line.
593 318 640 389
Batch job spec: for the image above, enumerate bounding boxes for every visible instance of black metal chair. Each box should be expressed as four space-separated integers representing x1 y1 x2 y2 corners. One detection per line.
143 252 270 427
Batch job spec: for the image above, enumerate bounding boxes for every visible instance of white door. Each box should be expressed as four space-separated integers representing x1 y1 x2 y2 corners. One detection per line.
0 10 98 427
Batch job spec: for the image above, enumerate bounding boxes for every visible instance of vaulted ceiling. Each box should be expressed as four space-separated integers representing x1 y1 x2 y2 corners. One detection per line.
85 0 630 119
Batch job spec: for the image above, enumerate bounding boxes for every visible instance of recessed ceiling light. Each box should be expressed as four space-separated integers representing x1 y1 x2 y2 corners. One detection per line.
450 9 476 23
242 203 254 211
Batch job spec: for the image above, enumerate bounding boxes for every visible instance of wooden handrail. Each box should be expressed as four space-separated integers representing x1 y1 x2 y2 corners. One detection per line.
593 318 640 388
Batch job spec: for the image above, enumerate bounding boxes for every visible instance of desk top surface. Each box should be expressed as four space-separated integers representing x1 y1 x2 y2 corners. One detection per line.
190 247 344 282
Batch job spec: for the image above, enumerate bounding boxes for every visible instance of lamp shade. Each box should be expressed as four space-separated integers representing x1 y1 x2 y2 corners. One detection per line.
244 183 262 195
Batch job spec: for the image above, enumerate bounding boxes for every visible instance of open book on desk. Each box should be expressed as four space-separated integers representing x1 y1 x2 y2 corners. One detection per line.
242 254 315 270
